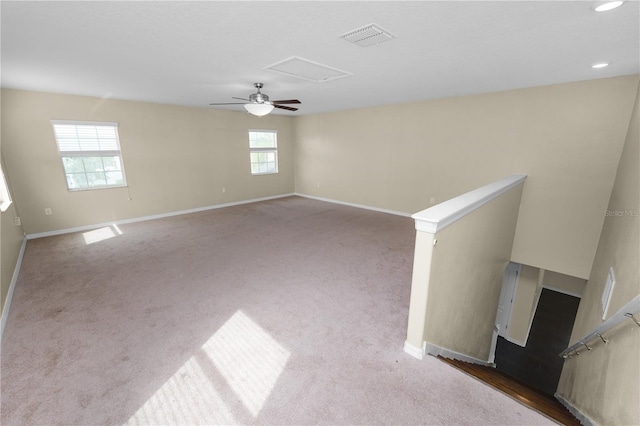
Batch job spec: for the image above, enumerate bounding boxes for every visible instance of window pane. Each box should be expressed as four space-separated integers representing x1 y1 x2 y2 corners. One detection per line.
105 171 124 185
62 157 86 173
95 127 119 150
102 156 122 171
54 125 81 151
86 172 107 187
83 157 104 173
249 131 276 148
66 173 88 189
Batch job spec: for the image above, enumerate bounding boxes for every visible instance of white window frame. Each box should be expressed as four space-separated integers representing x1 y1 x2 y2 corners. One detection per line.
0 163 13 212
248 130 278 175
51 120 127 191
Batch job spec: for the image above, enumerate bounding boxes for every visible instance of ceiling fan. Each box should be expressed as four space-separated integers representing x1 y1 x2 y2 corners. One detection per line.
209 83 301 116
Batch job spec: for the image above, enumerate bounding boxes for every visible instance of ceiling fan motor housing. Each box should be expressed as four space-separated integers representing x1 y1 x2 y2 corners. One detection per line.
249 92 269 104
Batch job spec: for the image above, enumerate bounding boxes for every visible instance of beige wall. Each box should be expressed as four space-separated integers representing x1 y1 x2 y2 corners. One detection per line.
1 156 26 317
3 77 638 277
556 81 640 425
422 184 523 361
544 270 586 298
295 76 639 279
507 264 539 345
1 199 25 314
1 89 296 235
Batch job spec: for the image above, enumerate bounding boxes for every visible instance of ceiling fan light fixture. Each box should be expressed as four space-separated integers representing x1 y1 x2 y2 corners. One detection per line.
244 103 274 116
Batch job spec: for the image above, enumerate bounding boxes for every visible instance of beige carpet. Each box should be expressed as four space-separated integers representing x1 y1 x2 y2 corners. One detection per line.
1 196 553 425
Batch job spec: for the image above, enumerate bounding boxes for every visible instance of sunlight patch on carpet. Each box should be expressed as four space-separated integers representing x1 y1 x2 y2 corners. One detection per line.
125 352 236 425
125 310 289 424
82 225 122 245
202 309 290 417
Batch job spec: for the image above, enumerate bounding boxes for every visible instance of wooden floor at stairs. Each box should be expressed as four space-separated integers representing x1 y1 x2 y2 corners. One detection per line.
438 356 580 425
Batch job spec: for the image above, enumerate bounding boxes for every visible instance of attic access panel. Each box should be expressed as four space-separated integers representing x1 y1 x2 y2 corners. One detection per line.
265 57 352 83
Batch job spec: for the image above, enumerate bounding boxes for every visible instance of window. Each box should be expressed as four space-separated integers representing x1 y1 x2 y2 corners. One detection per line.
249 130 278 175
601 267 616 319
51 121 127 190
0 163 13 212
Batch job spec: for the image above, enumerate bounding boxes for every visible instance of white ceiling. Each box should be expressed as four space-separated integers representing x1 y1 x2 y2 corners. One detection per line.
1 1 638 116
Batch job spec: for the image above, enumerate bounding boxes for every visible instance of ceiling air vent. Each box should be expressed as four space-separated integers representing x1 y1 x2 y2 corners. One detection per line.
340 24 396 47
265 56 352 83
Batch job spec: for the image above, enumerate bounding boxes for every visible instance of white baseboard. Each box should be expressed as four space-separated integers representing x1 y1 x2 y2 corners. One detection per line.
295 193 412 218
26 193 412 240
424 342 495 367
403 341 426 360
1 236 27 342
555 392 596 426
26 193 296 240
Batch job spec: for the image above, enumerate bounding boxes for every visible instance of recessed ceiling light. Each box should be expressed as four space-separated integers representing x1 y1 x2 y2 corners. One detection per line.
592 62 610 69
593 1 624 12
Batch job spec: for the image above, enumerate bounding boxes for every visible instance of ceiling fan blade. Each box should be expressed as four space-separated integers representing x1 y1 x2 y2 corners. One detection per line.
273 104 298 111
232 97 250 101
271 99 301 104
209 102 245 105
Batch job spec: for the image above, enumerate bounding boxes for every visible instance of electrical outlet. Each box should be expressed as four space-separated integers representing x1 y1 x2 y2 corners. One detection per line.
430 197 436 205
44 208 53 216
14 217 21 226
222 187 227 193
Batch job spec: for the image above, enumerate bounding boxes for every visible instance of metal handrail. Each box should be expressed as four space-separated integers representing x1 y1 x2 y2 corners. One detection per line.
559 293 640 358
